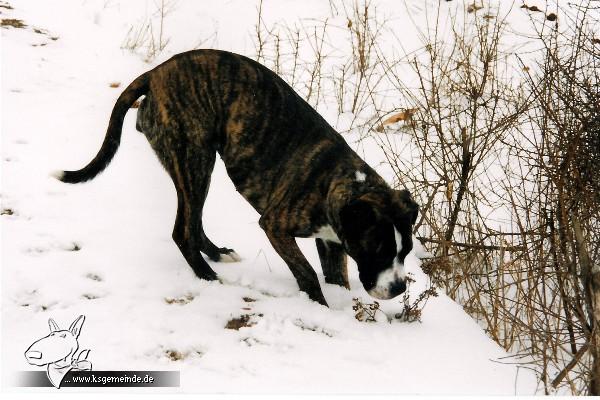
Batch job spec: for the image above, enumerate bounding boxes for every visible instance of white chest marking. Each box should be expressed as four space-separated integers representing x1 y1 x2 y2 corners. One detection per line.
311 225 341 244
355 170 366 182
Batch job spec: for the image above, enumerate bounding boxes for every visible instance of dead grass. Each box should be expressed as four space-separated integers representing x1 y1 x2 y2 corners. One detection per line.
165 349 185 361
225 313 263 330
85 273 102 282
352 298 383 322
164 294 195 305
293 319 333 337
1 18 25 28
66 242 81 251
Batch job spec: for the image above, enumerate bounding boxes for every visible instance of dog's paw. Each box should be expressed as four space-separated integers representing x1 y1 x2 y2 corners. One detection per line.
219 250 241 263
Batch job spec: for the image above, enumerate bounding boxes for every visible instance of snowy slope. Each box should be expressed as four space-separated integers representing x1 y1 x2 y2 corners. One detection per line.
2 0 539 394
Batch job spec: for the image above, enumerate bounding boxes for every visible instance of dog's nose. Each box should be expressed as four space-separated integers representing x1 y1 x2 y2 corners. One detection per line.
25 350 43 364
388 279 407 298
367 279 407 300
26 350 42 359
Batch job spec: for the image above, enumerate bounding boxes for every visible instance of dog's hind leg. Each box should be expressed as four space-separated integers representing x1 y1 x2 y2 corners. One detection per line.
316 239 349 289
139 96 237 268
168 150 219 281
146 131 218 279
186 152 240 263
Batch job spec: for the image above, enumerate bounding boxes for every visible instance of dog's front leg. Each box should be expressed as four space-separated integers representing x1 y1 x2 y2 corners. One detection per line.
267 233 329 306
260 219 328 306
316 239 350 289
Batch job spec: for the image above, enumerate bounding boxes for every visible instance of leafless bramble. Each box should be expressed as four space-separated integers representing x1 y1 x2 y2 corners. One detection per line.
395 275 438 323
352 297 382 323
239 0 598 393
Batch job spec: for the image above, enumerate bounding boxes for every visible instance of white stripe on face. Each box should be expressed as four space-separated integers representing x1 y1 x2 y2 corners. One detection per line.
394 227 407 278
367 228 407 299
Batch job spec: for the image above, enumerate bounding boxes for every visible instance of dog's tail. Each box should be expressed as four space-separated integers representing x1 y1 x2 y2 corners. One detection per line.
53 72 150 184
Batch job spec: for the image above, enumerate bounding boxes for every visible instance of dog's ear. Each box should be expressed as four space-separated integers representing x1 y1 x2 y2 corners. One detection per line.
48 318 60 333
340 199 376 240
393 189 419 225
69 315 85 339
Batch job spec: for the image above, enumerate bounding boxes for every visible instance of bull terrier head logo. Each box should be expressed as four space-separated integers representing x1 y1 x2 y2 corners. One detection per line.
24 315 92 388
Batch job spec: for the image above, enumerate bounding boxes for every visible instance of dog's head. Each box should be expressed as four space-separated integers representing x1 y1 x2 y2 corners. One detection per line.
340 189 419 300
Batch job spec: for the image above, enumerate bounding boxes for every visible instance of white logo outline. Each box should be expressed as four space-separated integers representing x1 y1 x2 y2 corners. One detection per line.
24 315 92 388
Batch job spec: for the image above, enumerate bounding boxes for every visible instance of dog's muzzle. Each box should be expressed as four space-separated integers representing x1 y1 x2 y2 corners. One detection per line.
367 261 408 300
368 278 407 300
25 350 45 366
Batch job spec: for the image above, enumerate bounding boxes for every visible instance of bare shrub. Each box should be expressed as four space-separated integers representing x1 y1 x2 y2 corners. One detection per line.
379 1 599 394
248 0 390 123
352 297 383 322
395 275 438 323
498 2 599 393
247 0 598 394
121 0 174 62
251 1 331 106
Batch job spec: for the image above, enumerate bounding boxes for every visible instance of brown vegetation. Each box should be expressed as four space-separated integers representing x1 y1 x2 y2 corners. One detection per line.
248 0 599 393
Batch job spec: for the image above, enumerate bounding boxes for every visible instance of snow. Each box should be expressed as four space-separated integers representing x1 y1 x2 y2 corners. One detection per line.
2 0 539 394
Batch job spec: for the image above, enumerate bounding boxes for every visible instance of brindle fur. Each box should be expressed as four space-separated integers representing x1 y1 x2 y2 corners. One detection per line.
57 49 419 306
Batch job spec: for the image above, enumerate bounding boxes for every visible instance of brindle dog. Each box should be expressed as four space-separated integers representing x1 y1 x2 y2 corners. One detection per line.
55 49 419 306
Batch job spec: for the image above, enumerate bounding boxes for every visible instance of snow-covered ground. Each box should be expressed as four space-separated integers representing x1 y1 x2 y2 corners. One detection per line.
2 0 540 394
